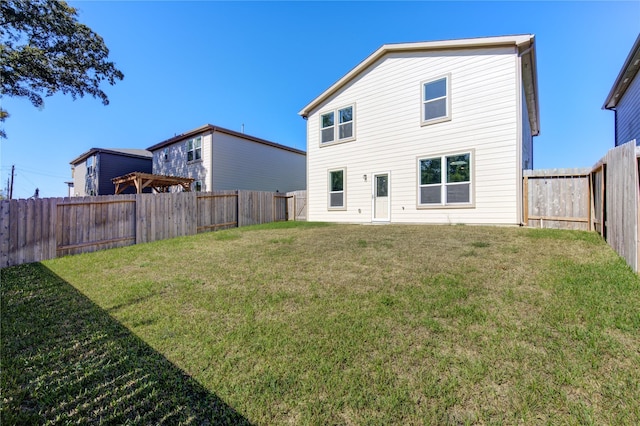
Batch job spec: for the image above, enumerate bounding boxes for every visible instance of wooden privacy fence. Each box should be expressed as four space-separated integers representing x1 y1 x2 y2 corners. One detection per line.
524 140 639 272
288 190 307 221
523 168 591 231
1 189 306 268
591 141 639 272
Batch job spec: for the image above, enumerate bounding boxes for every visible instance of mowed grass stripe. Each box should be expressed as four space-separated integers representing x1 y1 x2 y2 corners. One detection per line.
2 222 639 424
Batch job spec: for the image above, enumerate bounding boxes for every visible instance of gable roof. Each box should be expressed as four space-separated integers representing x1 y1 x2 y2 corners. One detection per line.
70 148 152 165
298 34 539 136
603 34 640 110
147 124 306 156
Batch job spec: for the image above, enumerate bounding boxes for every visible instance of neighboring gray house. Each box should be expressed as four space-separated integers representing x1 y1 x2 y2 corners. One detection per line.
70 148 153 196
604 34 640 146
147 124 306 193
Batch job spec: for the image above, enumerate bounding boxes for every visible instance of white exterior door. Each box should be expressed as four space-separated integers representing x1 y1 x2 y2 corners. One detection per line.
373 173 390 221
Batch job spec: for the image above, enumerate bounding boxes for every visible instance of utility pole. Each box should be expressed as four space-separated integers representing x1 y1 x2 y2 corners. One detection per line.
9 164 14 200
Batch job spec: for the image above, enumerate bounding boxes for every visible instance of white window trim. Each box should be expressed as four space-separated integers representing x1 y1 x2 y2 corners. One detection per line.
328 167 347 210
319 104 356 147
420 74 451 126
186 136 202 163
416 149 475 209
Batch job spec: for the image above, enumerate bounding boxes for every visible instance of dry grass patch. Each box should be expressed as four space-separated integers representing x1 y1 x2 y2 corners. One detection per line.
2 222 639 424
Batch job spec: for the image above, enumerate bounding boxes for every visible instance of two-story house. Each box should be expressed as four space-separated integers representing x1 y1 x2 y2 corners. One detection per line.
70 148 153 196
299 35 539 225
147 124 306 193
603 33 640 147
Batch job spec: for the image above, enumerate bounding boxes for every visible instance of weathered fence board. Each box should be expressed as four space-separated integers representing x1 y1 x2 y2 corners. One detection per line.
594 140 639 272
1 189 306 268
523 168 591 230
196 191 238 232
56 195 137 257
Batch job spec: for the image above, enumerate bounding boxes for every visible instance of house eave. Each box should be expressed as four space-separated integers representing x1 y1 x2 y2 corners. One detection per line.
519 38 540 136
603 34 640 110
298 34 537 119
70 148 152 165
147 124 306 156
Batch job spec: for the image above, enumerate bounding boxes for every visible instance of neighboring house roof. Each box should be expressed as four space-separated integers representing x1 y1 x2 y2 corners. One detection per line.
147 124 306 156
298 34 540 136
70 148 152 165
603 34 640 110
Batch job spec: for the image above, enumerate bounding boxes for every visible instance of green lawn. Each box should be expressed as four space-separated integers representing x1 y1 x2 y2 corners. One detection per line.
2 222 639 425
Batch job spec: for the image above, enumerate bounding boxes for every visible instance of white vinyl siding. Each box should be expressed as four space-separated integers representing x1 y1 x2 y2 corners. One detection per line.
72 161 87 196
615 71 640 146
306 47 521 224
211 132 306 193
151 130 305 193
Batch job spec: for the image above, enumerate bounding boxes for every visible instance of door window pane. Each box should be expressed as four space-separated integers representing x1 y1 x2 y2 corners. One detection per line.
376 175 388 197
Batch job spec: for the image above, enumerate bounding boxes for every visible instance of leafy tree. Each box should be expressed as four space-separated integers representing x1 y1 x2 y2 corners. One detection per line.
0 0 124 138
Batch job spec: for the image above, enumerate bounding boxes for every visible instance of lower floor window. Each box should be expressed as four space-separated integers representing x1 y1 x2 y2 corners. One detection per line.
419 152 472 206
193 180 203 192
328 168 345 209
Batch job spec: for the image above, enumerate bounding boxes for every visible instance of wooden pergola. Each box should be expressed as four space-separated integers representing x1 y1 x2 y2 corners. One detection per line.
112 172 195 194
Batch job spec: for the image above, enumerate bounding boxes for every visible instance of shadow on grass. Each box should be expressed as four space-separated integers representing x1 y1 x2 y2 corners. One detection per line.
1 263 252 425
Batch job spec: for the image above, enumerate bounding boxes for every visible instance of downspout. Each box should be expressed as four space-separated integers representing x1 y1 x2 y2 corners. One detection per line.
95 153 99 196
515 49 525 226
614 108 618 146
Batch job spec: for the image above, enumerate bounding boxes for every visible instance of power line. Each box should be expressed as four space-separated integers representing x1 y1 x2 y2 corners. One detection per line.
13 165 69 179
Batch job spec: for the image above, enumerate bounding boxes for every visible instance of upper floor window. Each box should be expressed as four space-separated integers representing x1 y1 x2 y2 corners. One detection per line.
187 137 202 162
418 152 472 207
320 105 355 145
86 156 95 176
421 75 451 126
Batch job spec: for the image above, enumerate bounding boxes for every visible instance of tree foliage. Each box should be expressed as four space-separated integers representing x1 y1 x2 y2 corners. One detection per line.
0 0 124 137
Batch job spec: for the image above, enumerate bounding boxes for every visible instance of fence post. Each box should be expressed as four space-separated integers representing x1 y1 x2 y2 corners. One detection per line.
523 175 529 226
236 190 240 228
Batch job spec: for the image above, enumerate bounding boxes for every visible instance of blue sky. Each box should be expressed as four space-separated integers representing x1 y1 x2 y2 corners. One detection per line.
1 1 638 199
